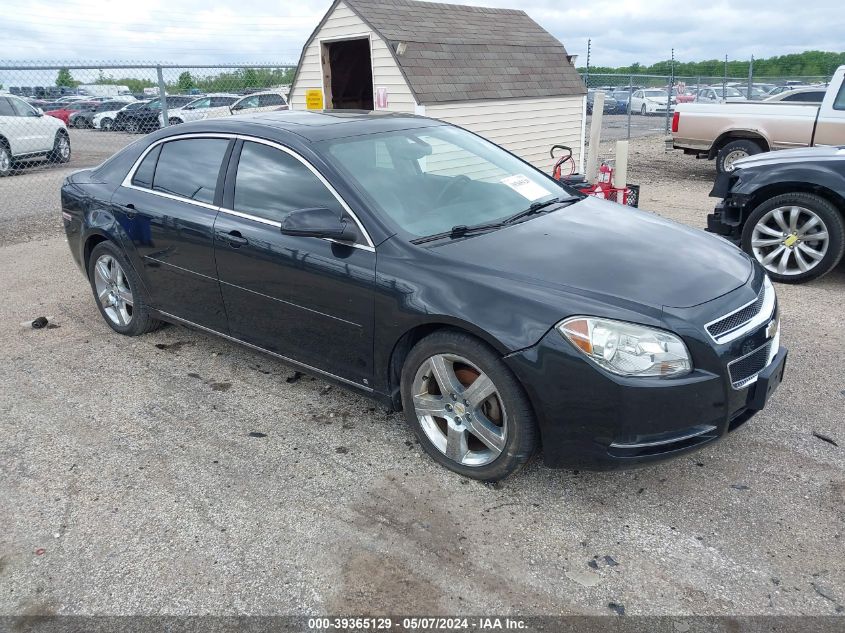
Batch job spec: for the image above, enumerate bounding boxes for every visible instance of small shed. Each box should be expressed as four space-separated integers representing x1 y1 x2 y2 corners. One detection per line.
289 0 587 172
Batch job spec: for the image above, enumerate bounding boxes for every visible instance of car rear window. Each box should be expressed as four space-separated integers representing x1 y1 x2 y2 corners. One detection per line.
150 138 229 204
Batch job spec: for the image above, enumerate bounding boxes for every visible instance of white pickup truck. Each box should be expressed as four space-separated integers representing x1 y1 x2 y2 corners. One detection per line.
671 65 845 173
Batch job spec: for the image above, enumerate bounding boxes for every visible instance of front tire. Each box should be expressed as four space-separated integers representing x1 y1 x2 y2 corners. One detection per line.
87 241 164 335
400 330 538 481
741 192 845 283
0 142 12 177
100 117 113 131
717 139 762 174
48 131 71 163
640 104 647 116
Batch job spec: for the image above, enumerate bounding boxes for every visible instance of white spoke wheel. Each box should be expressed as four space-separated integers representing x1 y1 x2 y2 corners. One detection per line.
742 192 845 284
401 330 538 480
0 145 11 176
49 132 71 164
87 242 164 336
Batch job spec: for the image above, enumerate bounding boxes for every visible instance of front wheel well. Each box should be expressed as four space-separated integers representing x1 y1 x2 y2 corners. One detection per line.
387 323 506 411
746 182 845 220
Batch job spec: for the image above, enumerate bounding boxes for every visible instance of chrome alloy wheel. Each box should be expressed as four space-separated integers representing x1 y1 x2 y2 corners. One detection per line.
93 254 134 326
0 146 10 173
751 206 829 276
57 134 70 159
411 353 507 467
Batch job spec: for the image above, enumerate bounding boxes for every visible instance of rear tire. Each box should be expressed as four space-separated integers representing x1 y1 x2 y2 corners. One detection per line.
717 139 762 174
640 104 647 116
400 330 538 481
100 117 113 131
87 241 164 336
126 119 140 134
741 192 845 284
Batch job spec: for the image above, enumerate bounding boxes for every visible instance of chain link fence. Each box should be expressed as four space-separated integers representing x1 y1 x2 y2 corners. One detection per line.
581 70 834 146
0 63 295 177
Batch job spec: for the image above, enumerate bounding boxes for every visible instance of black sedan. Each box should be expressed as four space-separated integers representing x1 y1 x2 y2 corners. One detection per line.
709 145 845 283
61 112 786 480
113 95 196 133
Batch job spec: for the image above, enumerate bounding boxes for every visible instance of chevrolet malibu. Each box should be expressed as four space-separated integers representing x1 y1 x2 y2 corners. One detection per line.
60 112 787 480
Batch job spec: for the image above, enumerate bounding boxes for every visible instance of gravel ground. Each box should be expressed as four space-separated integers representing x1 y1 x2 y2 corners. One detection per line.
0 131 843 618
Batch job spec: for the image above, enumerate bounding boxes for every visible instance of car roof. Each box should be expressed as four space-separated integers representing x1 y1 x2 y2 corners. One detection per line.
158 110 445 143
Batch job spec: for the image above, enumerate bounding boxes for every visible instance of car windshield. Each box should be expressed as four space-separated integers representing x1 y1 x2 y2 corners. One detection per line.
643 90 667 97
320 125 574 238
716 87 743 97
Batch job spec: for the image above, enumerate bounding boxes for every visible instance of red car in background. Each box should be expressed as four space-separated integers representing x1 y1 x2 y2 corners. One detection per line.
44 101 98 125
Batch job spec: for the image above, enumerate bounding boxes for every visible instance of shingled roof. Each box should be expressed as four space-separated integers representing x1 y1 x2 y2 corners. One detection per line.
300 0 586 105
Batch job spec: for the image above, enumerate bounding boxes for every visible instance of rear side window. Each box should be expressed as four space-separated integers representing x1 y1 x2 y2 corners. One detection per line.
234 141 345 224
259 93 285 106
833 84 845 111
210 97 237 107
150 138 229 204
132 144 161 188
0 98 15 116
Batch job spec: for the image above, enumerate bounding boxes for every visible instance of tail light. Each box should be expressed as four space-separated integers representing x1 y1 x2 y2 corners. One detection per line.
671 111 680 133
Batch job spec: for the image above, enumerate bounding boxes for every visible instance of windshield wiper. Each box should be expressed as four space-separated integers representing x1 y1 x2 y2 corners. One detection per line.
410 195 580 246
500 195 580 225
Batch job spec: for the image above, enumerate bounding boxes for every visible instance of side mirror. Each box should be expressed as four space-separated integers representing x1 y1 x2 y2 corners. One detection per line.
36 108 44 116
281 207 355 241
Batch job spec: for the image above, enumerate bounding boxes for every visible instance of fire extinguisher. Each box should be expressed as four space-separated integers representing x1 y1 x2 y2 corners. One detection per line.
594 162 613 198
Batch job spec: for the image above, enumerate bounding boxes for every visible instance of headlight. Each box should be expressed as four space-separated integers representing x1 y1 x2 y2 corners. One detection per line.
557 317 692 377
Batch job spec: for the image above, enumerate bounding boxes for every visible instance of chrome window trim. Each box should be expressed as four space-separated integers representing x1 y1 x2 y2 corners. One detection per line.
704 277 776 344
119 131 376 251
157 310 371 392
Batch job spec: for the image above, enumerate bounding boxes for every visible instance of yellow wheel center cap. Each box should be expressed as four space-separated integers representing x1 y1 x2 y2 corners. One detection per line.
453 402 466 416
783 234 799 248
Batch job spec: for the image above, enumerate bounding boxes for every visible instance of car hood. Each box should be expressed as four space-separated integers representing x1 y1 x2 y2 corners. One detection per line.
735 145 845 169
646 96 670 104
434 197 752 310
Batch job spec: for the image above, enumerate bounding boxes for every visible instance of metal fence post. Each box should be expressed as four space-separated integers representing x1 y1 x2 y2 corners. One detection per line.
627 73 632 140
157 65 169 128
723 55 728 99
747 56 754 99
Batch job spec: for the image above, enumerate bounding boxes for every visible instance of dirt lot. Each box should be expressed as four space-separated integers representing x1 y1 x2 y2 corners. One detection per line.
0 130 843 618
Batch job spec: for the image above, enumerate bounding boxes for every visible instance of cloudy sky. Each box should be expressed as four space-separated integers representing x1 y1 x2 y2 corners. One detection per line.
3 0 841 70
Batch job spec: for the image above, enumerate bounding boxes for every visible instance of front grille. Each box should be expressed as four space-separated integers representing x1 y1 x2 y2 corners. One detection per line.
728 341 772 389
707 284 767 340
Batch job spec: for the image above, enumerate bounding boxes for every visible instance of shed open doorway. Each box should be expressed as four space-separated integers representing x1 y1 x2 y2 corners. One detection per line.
321 38 374 110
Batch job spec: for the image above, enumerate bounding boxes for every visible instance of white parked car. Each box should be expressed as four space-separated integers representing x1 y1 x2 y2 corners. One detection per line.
0 94 70 176
93 100 149 131
629 89 675 115
159 94 239 125
159 91 288 126
695 86 748 103
229 91 288 115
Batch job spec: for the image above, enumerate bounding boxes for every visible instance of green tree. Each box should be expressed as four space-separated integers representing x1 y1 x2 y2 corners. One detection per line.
56 68 77 87
177 71 195 91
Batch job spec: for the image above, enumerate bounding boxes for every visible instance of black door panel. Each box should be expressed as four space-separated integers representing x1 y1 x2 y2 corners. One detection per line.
213 213 375 384
111 187 228 331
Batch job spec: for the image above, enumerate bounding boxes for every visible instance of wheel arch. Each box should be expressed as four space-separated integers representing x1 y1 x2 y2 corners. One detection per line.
82 232 111 277
386 320 509 410
709 131 770 159
746 181 845 220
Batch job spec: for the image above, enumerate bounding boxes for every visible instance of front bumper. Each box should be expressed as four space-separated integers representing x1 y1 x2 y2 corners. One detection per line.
504 321 785 470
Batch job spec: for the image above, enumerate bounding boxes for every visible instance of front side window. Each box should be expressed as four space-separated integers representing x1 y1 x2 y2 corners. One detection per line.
9 97 38 117
210 97 237 107
237 96 260 110
234 141 346 225
186 98 211 109
322 125 570 238
150 138 229 204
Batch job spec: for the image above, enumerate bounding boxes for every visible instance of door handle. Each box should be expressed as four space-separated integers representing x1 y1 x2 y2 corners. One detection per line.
219 230 248 247
123 202 136 218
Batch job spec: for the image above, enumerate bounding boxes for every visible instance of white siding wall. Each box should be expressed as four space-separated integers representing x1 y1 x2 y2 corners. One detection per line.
425 96 585 172
290 1 417 114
